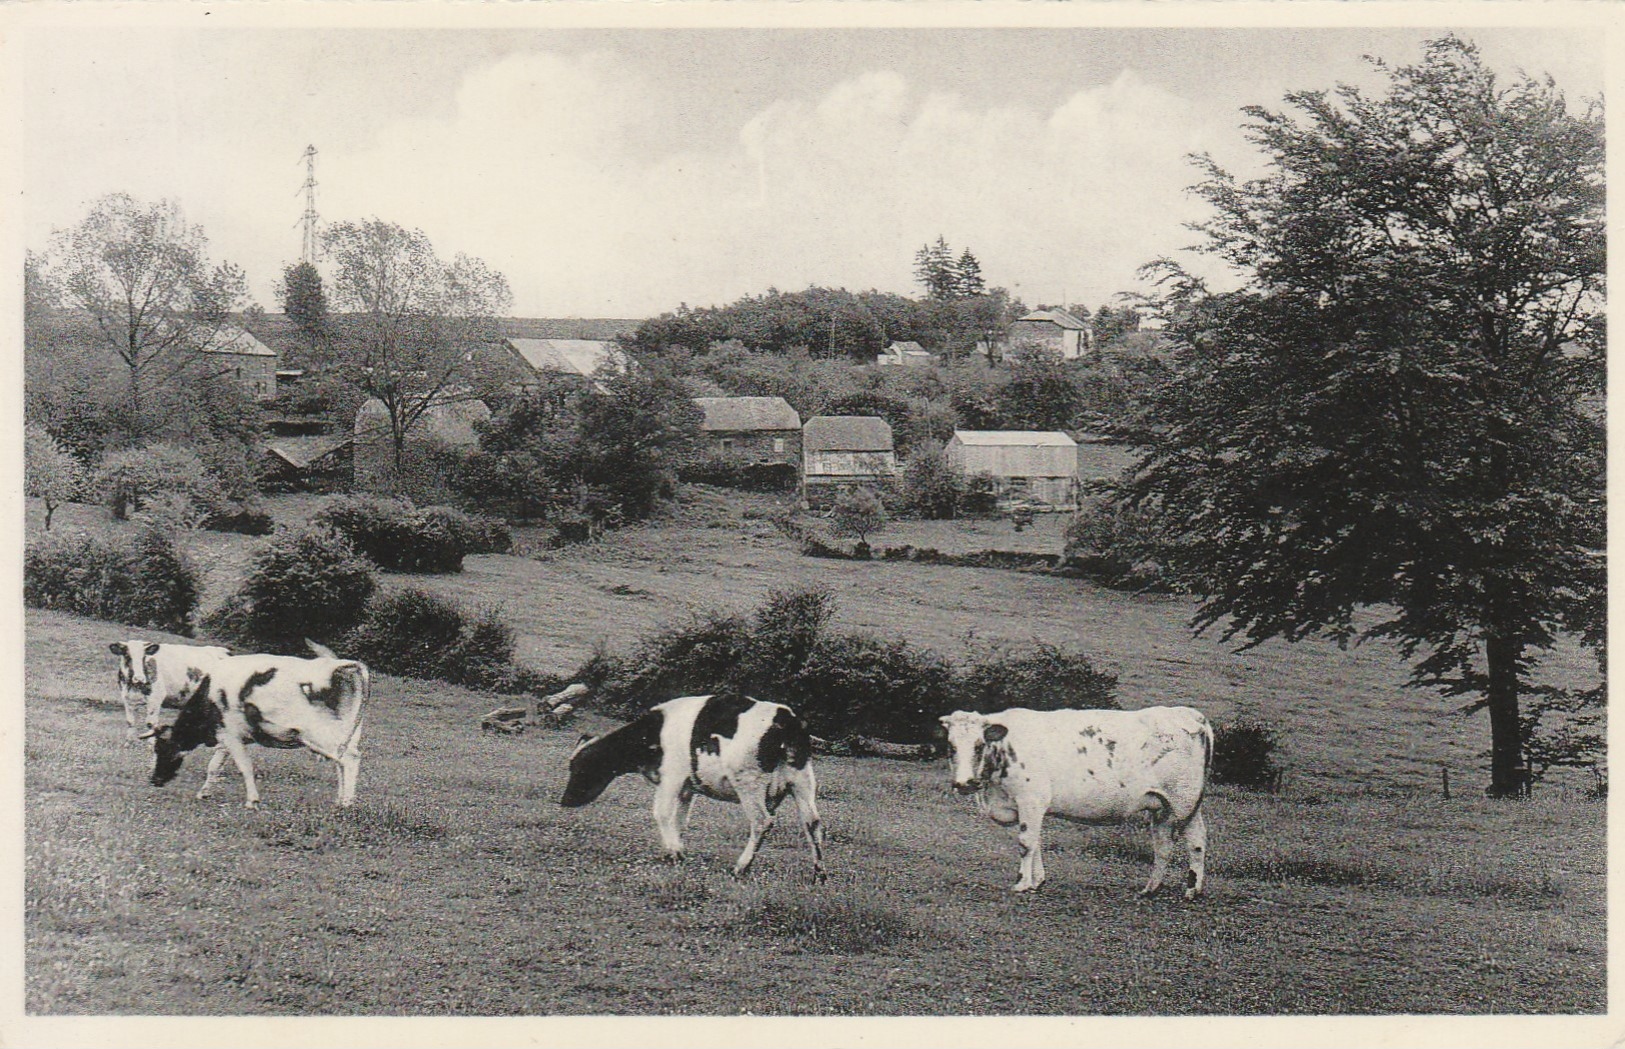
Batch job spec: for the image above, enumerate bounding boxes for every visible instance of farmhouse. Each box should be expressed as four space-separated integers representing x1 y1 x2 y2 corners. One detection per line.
693 396 802 464
945 430 1080 509
200 325 279 402
1007 309 1090 360
353 394 490 489
801 415 897 509
875 341 934 368
500 338 629 389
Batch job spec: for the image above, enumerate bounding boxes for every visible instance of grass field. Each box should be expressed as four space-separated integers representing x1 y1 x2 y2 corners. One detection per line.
23 492 1606 1014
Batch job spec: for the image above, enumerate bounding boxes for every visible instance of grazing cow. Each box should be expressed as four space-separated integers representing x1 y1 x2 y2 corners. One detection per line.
148 652 371 808
560 693 825 880
940 706 1212 898
108 640 233 746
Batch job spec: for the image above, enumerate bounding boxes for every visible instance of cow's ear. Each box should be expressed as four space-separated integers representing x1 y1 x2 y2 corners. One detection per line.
144 642 161 656
109 642 126 656
983 723 1008 743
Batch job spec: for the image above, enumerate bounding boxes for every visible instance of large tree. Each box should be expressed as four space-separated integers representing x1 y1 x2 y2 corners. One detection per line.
277 260 330 365
322 219 512 472
1128 37 1604 796
44 194 249 430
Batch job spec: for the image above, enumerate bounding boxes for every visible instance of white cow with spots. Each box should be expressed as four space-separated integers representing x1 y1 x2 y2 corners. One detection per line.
940 706 1213 898
560 692 825 880
108 640 233 746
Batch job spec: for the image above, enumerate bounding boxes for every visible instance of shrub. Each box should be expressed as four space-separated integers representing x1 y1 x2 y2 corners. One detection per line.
792 632 957 743
830 486 886 547
203 504 276 535
959 641 1119 714
341 589 531 692
206 526 377 653
93 443 228 523
900 440 963 520
313 496 478 573
959 472 999 515
594 611 753 713
1062 496 1185 593
1211 718 1283 790
25 524 199 633
25 423 85 531
678 454 799 492
464 513 514 555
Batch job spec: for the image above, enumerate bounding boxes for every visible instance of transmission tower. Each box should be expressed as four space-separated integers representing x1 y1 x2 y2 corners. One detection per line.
299 145 320 264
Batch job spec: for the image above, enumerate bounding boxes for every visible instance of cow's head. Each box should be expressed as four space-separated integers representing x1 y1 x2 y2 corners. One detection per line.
559 733 617 807
149 677 221 787
110 640 161 696
940 711 1009 794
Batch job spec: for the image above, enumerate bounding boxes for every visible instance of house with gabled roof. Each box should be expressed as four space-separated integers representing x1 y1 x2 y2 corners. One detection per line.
801 415 897 509
693 396 802 464
875 341 934 368
1008 309 1091 360
500 338 629 388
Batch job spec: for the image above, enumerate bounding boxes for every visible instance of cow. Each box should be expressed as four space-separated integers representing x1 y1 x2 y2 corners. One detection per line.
147 652 371 809
559 693 825 880
940 706 1212 898
108 640 233 746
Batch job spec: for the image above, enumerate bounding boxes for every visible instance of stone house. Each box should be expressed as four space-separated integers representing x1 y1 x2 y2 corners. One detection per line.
1007 309 1090 360
693 396 802 464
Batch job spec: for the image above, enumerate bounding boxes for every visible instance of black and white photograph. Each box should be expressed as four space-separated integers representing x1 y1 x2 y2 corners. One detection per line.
5 2 1613 1044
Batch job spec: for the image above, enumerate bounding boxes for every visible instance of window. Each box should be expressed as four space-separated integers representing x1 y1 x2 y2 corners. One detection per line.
773 438 786 453
721 438 734 452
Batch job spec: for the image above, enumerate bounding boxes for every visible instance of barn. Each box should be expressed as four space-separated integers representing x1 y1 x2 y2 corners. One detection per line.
801 415 897 509
693 396 802 464
945 430 1080 509
500 338 629 390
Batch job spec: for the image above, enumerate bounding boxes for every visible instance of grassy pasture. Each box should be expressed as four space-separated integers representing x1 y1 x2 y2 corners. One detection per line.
25 609 1604 1015
24 490 1605 1013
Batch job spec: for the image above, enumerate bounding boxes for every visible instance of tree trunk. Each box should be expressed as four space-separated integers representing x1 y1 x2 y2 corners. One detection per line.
1484 624 1526 798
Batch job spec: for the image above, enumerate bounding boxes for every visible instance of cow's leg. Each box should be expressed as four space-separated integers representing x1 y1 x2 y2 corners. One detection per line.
786 768 825 882
732 779 775 878
335 720 363 808
195 747 229 800
1141 820 1175 897
217 734 261 809
1013 799 1048 892
652 784 688 862
1180 810 1208 899
121 694 142 746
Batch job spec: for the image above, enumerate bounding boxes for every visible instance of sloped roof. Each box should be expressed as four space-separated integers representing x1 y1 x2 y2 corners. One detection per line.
803 415 894 453
886 341 930 357
693 396 801 432
202 325 276 357
1016 309 1089 331
505 338 626 378
264 434 353 470
952 430 1078 448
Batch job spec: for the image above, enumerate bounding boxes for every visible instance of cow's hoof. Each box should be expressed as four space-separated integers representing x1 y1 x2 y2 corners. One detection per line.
1184 887 1203 901
661 851 686 866
1012 883 1037 893
812 869 827 885
244 801 259 810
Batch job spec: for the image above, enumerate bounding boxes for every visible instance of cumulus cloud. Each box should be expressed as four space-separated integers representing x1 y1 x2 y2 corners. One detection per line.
323 52 1223 316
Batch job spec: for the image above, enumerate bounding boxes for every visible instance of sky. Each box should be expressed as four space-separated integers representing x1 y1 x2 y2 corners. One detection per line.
16 17 1608 320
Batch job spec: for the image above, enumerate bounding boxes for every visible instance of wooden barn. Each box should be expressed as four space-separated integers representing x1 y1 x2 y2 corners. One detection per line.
693 396 802 464
801 415 897 509
945 430 1080 509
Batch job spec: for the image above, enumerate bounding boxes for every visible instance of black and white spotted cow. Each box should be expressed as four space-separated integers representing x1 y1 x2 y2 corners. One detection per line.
149 652 371 808
560 693 825 880
940 706 1213 898
108 640 233 746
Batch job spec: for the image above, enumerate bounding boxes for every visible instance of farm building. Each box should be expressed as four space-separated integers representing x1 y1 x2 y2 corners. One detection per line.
945 430 1080 509
200 325 279 402
500 338 629 389
693 396 802 464
1007 309 1090 360
353 395 490 489
259 434 355 494
875 341 934 368
801 415 897 509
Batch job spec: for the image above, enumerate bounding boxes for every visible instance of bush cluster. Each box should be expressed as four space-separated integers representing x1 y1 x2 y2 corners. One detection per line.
677 454 799 492
341 589 550 694
1062 496 1186 593
94 443 229 524
313 496 480 573
579 586 1117 744
25 525 200 634
200 526 377 654
1210 718 1283 790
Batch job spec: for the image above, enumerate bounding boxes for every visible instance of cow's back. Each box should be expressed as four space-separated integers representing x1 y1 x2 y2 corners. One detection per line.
998 706 1211 823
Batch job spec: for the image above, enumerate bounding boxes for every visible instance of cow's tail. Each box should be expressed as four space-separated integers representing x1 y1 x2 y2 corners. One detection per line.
1191 713 1214 820
333 661 371 759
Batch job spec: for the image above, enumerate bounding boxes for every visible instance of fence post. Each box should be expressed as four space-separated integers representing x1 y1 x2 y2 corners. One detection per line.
1440 764 1450 800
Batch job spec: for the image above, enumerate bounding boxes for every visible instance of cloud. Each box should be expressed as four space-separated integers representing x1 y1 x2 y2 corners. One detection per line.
314 52 1224 317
